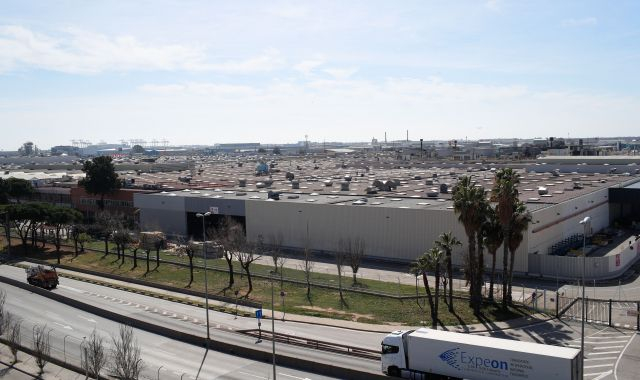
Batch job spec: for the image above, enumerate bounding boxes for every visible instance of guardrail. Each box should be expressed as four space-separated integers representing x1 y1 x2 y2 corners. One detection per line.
238 329 381 361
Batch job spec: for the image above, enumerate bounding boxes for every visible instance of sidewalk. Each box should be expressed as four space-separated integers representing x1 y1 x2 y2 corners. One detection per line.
36 261 552 334
0 344 84 380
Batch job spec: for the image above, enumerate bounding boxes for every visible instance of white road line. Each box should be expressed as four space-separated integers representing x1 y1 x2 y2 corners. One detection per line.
237 371 267 379
614 331 636 380
58 284 83 293
586 340 629 344
585 357 618 361
279 373 312 380
594 346 624 350
585 364 614 369
589 351 621 355
593 370 613 380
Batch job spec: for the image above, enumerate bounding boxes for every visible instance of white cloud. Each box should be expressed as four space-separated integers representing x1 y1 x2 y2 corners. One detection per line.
485 0 501 11
293 59 325 75
0 25 283 74
323 67 359 80
3 75 638 148
562 17 598 27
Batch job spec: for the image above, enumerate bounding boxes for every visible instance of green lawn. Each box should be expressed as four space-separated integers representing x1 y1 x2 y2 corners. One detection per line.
2 237 533 327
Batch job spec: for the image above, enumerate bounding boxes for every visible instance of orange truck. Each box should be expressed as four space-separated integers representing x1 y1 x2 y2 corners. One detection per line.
26 265 59 289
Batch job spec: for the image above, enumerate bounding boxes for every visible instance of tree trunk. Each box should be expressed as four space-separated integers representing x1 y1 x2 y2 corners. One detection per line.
73 238 78 258
501 229 510 311
188 255 194 288
132 248 138 269
476 237 485 314
352 272 357 286
103 237 109 257
467 233 478 313
121 247 125 265
422 272 436 328
55 228 61 264
489 251 497 301
224 252 234 288
507 248 516 304
155 248 160 269
434 263 440 329
245 267 253 297
146 249 150 273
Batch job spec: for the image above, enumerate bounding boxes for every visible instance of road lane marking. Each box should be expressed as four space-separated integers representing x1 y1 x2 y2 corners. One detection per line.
58 285 83 293
593 370 613 380
585 364 614 369
589 351 621 355
76 315 96 323
586 340 629 344
53 322 73 330
279 373 312 380
585 357 617 361
237 371 267 379
614 331 636 380
594 346 624 350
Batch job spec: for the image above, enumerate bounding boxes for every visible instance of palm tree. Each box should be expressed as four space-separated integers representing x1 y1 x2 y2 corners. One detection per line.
491 168 520 311
475 191 490 304
452 176 484 314
506 201 531 303
484 206 503 301
435 232 461 312
409 248 438 329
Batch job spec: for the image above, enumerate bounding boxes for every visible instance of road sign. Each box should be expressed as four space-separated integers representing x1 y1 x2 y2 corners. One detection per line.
255 309 262 319
209 206 219 214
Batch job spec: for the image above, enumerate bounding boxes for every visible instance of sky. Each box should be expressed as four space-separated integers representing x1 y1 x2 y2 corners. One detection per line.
1 0 639 149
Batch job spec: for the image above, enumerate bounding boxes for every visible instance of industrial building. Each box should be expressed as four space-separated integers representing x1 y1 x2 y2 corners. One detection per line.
134 157 640 279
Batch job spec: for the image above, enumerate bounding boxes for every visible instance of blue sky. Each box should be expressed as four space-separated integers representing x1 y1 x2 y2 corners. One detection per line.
1 0 639 149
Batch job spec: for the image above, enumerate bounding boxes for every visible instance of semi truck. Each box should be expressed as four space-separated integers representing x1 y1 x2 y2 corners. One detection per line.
381 329 582 379
26 265 59 289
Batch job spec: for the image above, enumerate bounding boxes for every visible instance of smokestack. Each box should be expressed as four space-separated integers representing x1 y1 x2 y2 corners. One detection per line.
407 130 409 142
385 132 387 143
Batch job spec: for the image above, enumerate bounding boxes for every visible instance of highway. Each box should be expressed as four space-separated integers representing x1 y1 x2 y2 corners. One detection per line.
0 264 386 350
1 282 346 380
2 262 639 380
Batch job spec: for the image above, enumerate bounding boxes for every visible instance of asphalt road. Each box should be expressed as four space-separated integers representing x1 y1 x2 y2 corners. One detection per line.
0 264 387 350
1 282 347 380
3 262 639 379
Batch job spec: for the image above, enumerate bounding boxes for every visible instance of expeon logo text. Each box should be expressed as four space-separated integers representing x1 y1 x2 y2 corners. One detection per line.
439 348 508 371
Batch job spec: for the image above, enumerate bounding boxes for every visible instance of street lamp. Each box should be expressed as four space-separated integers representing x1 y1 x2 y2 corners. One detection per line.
196 212 212 348
579 216 591 376
270 270 277 380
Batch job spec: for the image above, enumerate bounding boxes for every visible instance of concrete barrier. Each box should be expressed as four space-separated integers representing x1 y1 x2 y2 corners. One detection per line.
0 275 386 380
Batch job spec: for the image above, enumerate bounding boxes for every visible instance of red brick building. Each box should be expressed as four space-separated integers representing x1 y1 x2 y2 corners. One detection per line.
70 187 149 221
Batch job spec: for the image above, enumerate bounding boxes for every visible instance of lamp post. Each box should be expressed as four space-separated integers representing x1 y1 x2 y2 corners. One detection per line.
579 216 591 376
196 212 212 348
270 271 277 380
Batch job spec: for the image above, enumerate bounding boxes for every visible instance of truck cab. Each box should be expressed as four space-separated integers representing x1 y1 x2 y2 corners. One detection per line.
381 330 409 377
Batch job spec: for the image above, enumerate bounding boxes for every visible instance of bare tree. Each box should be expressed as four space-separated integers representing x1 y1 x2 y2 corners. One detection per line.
336 239 348 308
96 211 116 257
214 217 243 291
298 247 314 301
347 238 365 286
6 313 22 364
110 325 144 380
269 233 287 275
81 329 107 380
0 289 6 336
32 324 51 374
176 238 198 288
236 241 261 298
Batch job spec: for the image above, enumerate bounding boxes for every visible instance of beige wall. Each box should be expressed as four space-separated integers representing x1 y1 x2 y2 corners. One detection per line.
244 199 530 273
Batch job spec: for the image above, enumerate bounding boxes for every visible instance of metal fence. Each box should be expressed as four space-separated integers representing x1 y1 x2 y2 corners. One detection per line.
557 295 640 331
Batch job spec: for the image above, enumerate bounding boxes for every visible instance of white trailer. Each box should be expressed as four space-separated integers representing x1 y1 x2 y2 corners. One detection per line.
381 329 582 379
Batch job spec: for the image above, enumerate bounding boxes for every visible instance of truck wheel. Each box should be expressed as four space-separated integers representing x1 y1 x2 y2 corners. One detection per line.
388 366 400 377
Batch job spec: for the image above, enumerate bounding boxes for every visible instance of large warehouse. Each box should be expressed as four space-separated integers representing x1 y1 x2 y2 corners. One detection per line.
134 161 640 278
